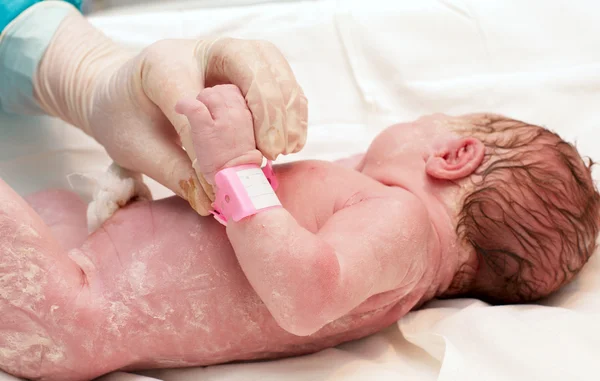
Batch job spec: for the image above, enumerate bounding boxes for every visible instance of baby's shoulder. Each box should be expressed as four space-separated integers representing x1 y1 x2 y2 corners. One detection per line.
274 160 418 229
275 160 382 197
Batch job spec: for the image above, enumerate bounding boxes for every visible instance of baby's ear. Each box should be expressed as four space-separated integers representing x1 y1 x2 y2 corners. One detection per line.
425 137 485 180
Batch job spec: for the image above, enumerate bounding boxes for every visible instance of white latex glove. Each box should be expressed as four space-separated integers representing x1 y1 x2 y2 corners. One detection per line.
33 10 308 215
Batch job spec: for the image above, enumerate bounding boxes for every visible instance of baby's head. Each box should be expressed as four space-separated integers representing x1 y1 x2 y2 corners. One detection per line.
446 114 600 303
367 113 600 304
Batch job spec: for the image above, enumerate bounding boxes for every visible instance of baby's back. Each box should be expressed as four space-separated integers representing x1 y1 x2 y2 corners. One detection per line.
61 160 424 376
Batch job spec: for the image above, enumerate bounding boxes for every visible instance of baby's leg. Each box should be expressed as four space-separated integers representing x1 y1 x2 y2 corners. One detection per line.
0 179 97 380
25 189 88 251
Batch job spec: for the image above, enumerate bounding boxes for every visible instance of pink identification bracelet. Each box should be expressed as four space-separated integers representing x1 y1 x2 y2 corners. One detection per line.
210 160 281 226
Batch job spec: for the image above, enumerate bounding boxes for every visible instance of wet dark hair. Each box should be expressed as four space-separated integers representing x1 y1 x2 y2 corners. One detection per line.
448 115 600 303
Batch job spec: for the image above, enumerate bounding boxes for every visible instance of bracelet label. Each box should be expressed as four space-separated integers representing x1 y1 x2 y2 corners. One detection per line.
236 167 281 210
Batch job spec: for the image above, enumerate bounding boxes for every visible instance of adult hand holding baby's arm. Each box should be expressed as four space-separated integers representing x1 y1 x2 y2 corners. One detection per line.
15 5 308 214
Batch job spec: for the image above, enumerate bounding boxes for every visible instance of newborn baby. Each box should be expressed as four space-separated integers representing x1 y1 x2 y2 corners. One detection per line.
1 85 598 381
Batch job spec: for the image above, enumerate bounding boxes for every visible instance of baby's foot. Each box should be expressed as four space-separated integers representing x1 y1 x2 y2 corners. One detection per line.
81 163 152 233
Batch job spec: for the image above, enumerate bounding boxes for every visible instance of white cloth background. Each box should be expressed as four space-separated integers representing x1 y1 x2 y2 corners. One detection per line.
1 0 599 380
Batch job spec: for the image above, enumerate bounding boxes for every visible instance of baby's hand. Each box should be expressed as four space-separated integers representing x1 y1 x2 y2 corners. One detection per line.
175 85 263 185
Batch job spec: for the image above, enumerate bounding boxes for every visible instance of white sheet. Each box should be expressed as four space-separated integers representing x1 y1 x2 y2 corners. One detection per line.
2 0 600 380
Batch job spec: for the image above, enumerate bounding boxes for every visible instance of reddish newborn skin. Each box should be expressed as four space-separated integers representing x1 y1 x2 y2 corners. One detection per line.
0 87 484 381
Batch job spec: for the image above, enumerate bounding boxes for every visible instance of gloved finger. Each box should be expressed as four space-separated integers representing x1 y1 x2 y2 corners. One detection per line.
279 84 309 154
200 38 288 160
122 126 213 216
255 41 309 154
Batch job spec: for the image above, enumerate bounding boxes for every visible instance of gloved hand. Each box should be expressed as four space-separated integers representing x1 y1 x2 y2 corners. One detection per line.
33 9 308 215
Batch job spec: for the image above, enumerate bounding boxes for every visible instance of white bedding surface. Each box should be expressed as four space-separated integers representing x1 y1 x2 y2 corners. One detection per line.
1 0 600 380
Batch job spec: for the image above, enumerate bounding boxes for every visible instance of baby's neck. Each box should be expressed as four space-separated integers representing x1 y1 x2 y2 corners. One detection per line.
420 187 466 298
358 159 467 298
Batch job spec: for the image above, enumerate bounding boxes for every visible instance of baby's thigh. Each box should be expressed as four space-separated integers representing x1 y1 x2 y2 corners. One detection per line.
0 180 95 380
25 189 88 251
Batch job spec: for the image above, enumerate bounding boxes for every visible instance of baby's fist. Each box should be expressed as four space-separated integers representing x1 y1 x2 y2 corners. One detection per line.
176 85 263 185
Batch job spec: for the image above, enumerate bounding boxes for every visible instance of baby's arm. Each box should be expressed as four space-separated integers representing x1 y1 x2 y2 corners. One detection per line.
227 193 432 336
176 85 433 336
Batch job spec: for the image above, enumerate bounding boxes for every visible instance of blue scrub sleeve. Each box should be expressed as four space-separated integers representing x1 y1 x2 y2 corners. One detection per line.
0 1 82 114
0 0 82 33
